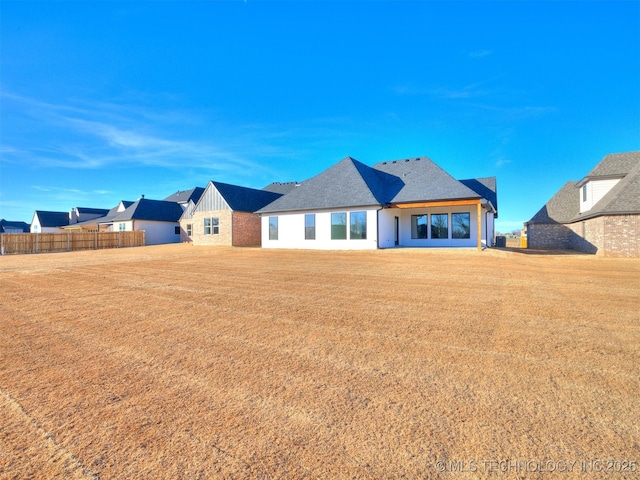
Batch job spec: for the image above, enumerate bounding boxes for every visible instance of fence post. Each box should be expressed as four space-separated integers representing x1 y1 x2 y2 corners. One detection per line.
67 232 71 252
1 234 4 256
35 233 38 254
94 231 98 250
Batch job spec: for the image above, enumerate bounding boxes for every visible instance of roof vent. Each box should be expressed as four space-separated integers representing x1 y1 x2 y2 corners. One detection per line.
405 159 410 162
392 161 397 164
416 158 421 161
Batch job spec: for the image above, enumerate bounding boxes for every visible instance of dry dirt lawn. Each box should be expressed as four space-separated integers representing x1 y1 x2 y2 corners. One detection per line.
1 245 638 479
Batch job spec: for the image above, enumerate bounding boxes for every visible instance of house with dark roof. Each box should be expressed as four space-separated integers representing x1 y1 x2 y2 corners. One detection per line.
30 211 70 233
257 156 497 250
180 181 284 246
526 151 640 257
61 201 135 232
163 187 206 206
0 219 30 233
95 198 186 245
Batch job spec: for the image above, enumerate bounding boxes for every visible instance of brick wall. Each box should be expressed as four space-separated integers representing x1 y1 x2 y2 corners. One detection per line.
231 212 262 247
527 223 572 250
527 214 639 257
603 214 639 257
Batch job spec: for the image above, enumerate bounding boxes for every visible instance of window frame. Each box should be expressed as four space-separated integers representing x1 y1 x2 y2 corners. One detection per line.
331 212 347 240
269 216 278 240
305 214 315 240
212 217 219 235
204 217 211 235
430 213 449 239
411 214 428 239
349 211 367 240
451 212 471 239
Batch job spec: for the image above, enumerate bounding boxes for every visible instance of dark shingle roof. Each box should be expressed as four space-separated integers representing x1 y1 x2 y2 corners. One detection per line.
528 151 640 225
163 187 205 204
208 181 282 212
76 207 109 216
527 181 580 224
259 156 495 214
34 211 69 227
583 151 640 179
262 182 299 195
373 157 481 204
580 158 640 217
0 219 30 232
258 157 403 213
460 177 498 214
110 199 184 222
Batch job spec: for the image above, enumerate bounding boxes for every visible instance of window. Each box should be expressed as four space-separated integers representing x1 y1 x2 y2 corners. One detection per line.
269 216 278 240
452 213 470 239
411 214 428 239
186 224 192 236
331 212 347 240
582 184 587 202
212 217 219 235
204 218 211 235
350 211 367 239
431 214 448 239
305 214 315 240
174 226 180 235
119 223 126 232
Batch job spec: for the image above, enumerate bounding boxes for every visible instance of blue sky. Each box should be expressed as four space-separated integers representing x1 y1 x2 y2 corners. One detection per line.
1 1 639 232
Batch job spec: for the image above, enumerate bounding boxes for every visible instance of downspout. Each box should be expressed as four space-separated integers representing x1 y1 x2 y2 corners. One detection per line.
376 207 384 249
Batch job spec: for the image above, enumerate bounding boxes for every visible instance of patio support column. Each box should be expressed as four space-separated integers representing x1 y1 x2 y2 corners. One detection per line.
477 203 482 250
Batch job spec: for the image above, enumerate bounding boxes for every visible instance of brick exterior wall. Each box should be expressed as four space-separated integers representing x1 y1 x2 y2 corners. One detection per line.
231 211 262 247
527 214 639 257
180 210 262 247
603 214 639 257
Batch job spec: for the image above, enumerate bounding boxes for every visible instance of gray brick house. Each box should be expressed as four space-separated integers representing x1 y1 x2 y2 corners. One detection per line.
526 151 640 257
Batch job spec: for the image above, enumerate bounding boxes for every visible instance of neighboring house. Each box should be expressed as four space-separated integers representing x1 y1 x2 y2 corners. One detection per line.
30 211 69 233
65 207 111 231
258 156 498 250
526 151 640 257
101 198 186 245
61 201 134 232
163 187 205 207
180 181 283 246
0 219 30 233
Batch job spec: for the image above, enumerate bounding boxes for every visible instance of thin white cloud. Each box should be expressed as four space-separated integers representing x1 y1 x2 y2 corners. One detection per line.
0 91 288 178
393 82 489 100
469 49 493 58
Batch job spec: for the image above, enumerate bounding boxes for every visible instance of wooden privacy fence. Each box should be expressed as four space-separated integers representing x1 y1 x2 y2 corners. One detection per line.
0 231 145 255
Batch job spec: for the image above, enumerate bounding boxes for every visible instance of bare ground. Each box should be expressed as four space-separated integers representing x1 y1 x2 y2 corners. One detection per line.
1 245 639 479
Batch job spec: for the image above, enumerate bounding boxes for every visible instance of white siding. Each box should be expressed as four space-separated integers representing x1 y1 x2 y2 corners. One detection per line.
263 205 496 250
580 178 620 213
379 205 487 248
262 208 379 250
112 220 180 245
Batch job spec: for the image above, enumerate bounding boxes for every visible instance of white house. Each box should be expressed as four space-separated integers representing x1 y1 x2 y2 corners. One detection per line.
258 156 497 250
100 198 185 245
30 211 69 233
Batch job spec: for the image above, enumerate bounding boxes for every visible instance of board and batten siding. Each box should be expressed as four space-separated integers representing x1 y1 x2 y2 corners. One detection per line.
580 178 621 213
194 186 231 213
